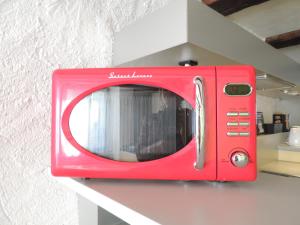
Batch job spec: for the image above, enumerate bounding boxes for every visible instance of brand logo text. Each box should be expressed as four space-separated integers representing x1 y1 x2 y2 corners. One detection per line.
108 72 152 79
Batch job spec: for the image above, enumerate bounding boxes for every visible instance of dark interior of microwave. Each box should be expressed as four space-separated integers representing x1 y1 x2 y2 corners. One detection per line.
69 84 195 162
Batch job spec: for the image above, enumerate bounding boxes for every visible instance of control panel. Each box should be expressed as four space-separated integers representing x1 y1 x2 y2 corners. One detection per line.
216 66 256 181
226 111 250 137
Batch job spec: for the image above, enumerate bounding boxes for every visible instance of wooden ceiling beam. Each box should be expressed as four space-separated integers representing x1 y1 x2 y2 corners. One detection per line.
203 0 269 16
266 30 300 49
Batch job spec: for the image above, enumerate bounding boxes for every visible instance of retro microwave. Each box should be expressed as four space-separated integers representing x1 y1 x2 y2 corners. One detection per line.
51 66 256 181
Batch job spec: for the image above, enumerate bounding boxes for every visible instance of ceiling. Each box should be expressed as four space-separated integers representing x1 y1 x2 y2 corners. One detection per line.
227 0 300 64
203 0 300 99
203 0 300 64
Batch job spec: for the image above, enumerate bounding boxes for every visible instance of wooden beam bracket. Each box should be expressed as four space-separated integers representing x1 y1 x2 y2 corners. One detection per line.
203 0 269 16
266 30 300 49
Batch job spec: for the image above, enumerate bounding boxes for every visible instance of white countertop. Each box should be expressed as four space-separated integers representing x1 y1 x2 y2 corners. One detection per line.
261 161 300 177
55 173 300 225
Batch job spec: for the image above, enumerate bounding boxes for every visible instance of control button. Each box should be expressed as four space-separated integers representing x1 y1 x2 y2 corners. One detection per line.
231 151 249 168
239 112 249 116
239 132 250 136
227 112 238 116
227 122 239 126
239 122 250 126
227 132 239 136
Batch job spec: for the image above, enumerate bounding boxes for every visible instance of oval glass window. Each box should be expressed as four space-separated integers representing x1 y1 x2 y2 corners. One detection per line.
69 85 194 162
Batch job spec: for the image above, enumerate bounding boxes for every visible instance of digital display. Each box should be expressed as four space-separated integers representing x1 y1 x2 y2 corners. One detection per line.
224 84 252 96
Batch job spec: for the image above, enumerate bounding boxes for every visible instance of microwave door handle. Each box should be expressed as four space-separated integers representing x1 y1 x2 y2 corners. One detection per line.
194 77 205 169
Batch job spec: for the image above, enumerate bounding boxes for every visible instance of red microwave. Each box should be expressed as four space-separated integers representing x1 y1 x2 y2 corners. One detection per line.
51 66 256 181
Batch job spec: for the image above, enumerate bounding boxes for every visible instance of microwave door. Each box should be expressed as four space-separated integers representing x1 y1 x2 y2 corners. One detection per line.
53 66 221 180
69 84 195 163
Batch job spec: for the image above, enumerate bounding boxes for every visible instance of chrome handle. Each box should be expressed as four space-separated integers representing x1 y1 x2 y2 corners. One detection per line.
194 76 205 170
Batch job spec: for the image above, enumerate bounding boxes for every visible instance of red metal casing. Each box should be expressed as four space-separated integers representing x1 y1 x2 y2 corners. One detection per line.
51 66 256 181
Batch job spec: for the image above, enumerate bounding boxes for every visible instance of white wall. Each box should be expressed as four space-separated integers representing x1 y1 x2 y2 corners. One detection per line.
276 98 300 126
256 94 280 123
257 94 300 126
0 1 169 225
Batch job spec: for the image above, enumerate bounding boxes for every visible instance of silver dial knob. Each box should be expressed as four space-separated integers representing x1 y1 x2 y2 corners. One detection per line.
231 151 249 168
